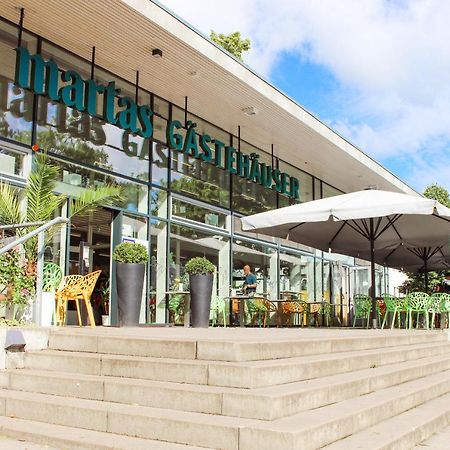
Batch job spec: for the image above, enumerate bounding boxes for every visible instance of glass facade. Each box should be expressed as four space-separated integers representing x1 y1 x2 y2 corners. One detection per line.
0 15 383 326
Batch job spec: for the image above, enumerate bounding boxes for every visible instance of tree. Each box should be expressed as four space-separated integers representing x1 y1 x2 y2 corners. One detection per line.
210 31 251 61
400 183 449 293
423 184 450 207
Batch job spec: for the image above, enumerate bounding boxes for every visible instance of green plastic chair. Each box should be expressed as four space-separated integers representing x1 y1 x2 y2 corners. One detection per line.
381 294 408 329
42 263 63 292
428 293 444 329
352 294 372 328
210 295 227 327
247 298 269 327
406 292 431 330
320 302 332 327
438 293 450 328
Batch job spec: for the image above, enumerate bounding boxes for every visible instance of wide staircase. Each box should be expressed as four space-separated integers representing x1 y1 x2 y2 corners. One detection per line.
0 328 450 449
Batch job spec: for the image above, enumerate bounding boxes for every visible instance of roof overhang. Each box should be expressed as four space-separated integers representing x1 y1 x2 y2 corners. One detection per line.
1 0 418 196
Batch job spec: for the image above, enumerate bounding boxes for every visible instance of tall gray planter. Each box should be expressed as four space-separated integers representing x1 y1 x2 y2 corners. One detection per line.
116 262 145 327
189 273 213 328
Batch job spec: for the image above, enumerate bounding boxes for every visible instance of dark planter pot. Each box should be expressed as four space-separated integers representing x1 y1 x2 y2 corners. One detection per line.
189 273 213 328
116 262 145 327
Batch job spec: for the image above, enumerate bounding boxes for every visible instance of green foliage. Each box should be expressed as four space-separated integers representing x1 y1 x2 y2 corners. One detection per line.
185 257 215 276
0 150 124 263
400 271 443 295
210 30 251 61
0 250 35 305
112 242 149 264
423 183 450 208
401 183 450 292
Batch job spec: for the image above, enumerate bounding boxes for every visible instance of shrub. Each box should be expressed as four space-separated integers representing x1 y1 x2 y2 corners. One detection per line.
185 257 215 276
112 242 148 264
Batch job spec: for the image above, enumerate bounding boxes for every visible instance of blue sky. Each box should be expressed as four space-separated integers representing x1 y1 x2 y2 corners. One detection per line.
160 0 450 193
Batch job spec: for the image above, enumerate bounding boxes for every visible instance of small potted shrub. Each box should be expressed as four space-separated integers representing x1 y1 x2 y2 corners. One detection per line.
112 242 148 326
185 256 215 328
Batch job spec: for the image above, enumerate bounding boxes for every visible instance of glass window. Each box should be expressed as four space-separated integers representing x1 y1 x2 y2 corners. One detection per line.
0 21 36 145
50 156 148 213
279 250 314 302
35 43 150 182
323 260 331 302
150 187 168 218
232 143 277 215
149 219 168 323
0 146 26 177
169 224 230 304
315 258 323 301
151 140 168 187
154 95 169 119
170 148 230 208
232 238 277 300
314 178 321 200
322 182 343 198
172 197 228 229
278 159 313 205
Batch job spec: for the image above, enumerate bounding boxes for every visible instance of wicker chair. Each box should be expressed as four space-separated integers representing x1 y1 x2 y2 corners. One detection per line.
281 300 308 327
55 271 101 327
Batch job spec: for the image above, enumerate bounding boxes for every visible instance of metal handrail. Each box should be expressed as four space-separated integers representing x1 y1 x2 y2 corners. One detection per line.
0 216 69 326
0 217 69 255
0 221 46 231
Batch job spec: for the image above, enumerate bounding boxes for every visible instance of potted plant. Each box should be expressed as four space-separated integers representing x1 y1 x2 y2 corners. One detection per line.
185 256 215 328
112 242 148 326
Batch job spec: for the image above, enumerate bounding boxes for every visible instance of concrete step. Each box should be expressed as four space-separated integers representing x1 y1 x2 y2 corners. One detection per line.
24 341 450 389
323 391 450 449
1 368 450 449
0 416 212 450
4 351 450 420
414 424 450 449
239 369 450 450
48 328 447 362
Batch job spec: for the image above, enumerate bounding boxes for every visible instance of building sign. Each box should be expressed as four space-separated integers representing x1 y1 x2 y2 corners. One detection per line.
14 46 299 199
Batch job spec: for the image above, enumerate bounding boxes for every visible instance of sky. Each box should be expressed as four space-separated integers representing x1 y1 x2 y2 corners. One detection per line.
158 0 450 193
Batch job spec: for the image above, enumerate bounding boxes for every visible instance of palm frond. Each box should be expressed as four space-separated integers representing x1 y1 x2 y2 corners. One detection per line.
70 184 124 218
26 152 64 223
0 182 21 226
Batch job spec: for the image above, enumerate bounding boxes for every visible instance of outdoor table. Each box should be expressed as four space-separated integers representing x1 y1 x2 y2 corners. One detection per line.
225 295 253 328
165 291 190 327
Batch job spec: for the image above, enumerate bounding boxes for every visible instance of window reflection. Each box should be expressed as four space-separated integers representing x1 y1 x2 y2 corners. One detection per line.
232 238 277 299
279 250 314 302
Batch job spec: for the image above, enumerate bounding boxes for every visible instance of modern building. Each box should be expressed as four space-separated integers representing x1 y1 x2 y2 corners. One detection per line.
0 0 416 325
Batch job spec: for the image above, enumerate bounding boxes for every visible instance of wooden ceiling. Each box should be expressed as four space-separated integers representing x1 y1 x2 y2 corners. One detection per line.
1 0 417 196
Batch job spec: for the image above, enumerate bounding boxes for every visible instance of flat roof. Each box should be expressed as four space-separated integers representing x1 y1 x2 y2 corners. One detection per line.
1 0 418 196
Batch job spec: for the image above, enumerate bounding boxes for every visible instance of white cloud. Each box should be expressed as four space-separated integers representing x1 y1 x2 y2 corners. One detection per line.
159 0 450 192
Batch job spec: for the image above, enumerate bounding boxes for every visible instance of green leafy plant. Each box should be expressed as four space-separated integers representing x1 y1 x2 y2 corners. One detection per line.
112 242 149 264
0 151 124 264
0 249 35 305
210 30 251 61
185 257 215 276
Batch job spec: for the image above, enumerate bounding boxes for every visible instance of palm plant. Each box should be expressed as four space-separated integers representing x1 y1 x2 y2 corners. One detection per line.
0 151 124 265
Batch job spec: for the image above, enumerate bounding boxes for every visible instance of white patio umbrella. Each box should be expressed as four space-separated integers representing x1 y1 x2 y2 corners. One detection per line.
241 189 450 327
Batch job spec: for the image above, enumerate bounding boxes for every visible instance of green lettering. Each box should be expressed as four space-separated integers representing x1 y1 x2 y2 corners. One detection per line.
200 134 213 162
272 169 282 192
116 96 139 134
289 176 300 199
183 126 199 158
166 120 183 150
260 163 272 188
84 79 106 117
224 146 237 174
59 70 85 111
137 104 153 138
237 153 250 179
102 81 119 125
213 139 225 168
14 46 60 101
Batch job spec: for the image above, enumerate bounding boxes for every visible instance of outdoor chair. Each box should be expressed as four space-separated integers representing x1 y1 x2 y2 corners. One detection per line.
381 294 407 329
168 293 184 324
55 271 101 327
281 300 308 327
352 294 372 328
210 295 227 327
247 296 276 327
320 302 332 327
406 292 431 330
437 293 450 328
42 263 63 292
428 293 444 329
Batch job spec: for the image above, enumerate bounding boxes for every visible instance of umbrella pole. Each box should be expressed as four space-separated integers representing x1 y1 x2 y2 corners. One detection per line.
369 218 377 329
424 257 429 293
